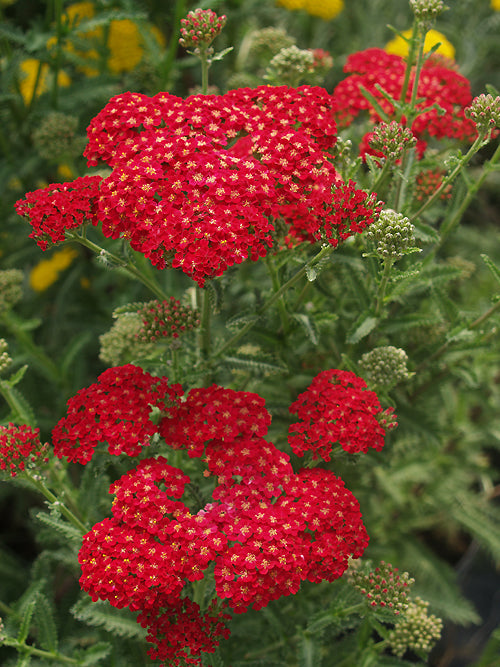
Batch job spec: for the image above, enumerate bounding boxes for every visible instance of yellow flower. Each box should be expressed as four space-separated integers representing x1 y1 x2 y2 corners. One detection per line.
277 0 344 19
62 3 165 75
385 28 455 60
57 163 75 180
303 0 344 20
492 0 500 9
277 0 306 9
18 59 71 105
29 247 78 292
107 19 164 73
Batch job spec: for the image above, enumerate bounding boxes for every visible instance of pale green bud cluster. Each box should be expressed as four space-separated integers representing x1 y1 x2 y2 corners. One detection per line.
0 269 24 313
410 0 446 24
360 346 410 389
99 312 154 367
465 94 500 134
265 45 315 87
32 112 82 162
366 209 415 260
248 27 296 64
350 561 414 614
0 339 12 375
369 121 417 163
387 597 443 658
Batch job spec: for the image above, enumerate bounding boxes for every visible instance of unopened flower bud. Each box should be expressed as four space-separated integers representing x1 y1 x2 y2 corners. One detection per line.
410 0 446 24
32 112 81 162
135 297 200 343
369 121 417 164
179 9 226 49
465 94 500 135
0 269 24 313
414 168 452 201
248 27 296 64
99 312 154 367
0 339 12 375
387 597 443 658
366 209 415 260
265 45 315 87
360 346 410 389
350 560 415 614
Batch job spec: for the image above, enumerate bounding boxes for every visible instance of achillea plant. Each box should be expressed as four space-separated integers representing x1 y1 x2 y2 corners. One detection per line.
1 2 499 666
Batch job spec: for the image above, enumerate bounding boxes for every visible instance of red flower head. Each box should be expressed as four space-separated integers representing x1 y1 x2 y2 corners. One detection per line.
0 423 48 477
331 48 477 157
52 364 183 464
288 369 397 461
16 86 381 286
15 175 101 250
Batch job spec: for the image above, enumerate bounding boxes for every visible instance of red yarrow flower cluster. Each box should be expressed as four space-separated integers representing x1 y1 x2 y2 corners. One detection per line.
288 369 397 461
331 48 477 156
52 364 183 464
16 86 382 287
0 423 48 477
414 168 452 202
15 175 101 250
73 366 376 662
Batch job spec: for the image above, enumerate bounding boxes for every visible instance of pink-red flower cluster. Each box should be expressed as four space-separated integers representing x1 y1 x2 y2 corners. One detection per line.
72 366 381 663
288 369 397 461
135 297 200 342
52 364 183 464
331 48 477 156
0 423 48 477
14 175 101 250
179 8 227 49
414 168 452 202
16 86 381 286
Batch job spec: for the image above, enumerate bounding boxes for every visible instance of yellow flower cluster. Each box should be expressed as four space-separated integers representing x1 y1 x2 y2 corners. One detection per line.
29 247 77 292
277 0 344 21
385 28 455 60
492 0 500 10
62 2 165 75
18 59 71 105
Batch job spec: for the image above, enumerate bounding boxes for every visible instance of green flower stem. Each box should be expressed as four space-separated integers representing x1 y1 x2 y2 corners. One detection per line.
213 244 334 359
410 131 490 223
196 287 212 365
0 599 19 620
265 255 290 335
437 139 500 247
1 638 79 664
398 24 419 111
0 312 64 388
374 258 394 317
416 299 500 374
47 459 83 520
25 472 89 535
67 232 169 301
200 45 210 95
50 0 64 109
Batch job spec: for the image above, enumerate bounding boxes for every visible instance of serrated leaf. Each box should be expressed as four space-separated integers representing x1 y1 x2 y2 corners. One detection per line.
35 511 84 545
33 594 58 652
211 46 234 62
481 253 500 286
5 364 29 387
223 356 287 375
358 84 391 122
71 598 146 639
305 266 317 282
0 381 36 425
292 313 319 345
225 312 259 332
412 219 439 243
76 642 112 666
17 596 37 644
450 496 500 562
346 315 378 344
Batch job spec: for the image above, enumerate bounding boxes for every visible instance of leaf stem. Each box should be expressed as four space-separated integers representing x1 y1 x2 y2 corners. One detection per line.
213 244 334 359
67 232 169 301
25 472 89 534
